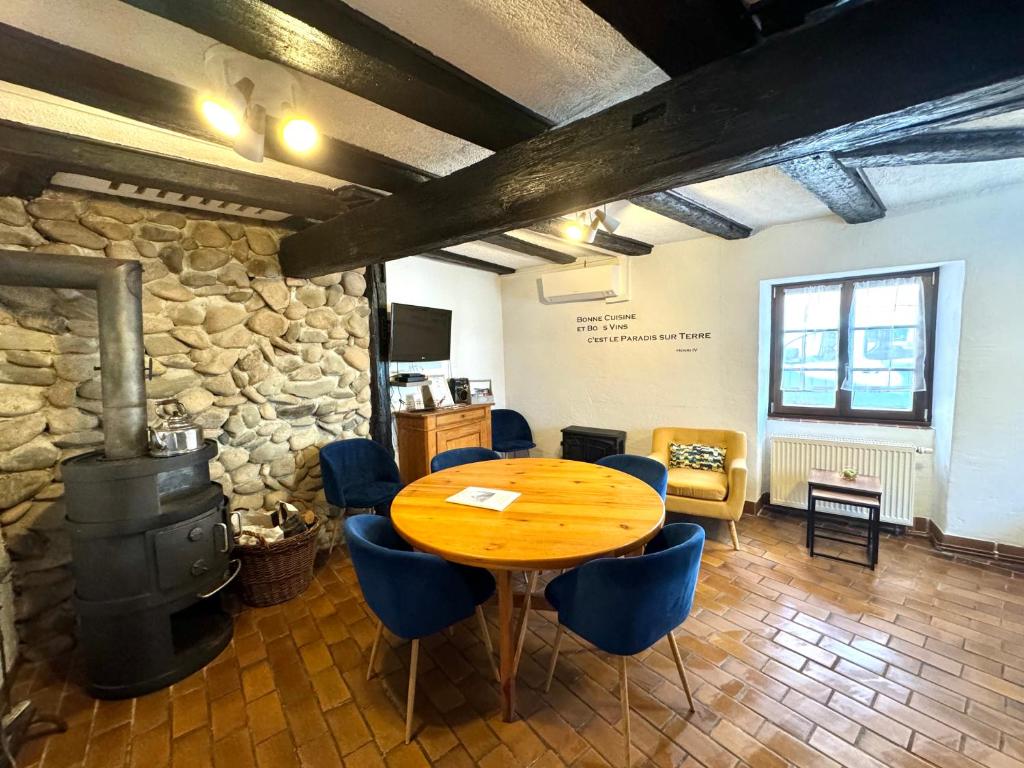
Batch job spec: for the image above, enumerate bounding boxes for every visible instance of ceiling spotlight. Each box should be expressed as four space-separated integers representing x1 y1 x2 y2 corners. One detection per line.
200 98 241 138
281 116 319 154
594 208 620 234
563 219 586 241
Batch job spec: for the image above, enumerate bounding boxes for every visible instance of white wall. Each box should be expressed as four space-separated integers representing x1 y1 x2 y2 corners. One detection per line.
386 257 507 407
502 186 1024 547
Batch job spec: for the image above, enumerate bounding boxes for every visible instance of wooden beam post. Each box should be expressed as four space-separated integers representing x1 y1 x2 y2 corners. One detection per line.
779 153 886 224
278 0 1024 276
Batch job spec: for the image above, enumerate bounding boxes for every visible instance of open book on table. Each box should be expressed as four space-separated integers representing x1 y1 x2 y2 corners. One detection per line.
446 487 520 512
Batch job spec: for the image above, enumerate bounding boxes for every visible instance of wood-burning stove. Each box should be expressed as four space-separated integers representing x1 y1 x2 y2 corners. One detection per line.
63 441 236 698
0 250 236 701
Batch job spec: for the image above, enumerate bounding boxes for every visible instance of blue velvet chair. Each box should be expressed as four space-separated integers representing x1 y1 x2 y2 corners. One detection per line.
544 523 705 766
344 514 498 742
431 446 501 473
491 409 536 455
596 454 669 500
320 438 403 516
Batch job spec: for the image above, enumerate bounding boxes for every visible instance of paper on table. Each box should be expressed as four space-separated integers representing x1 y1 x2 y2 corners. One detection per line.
446 486 521 512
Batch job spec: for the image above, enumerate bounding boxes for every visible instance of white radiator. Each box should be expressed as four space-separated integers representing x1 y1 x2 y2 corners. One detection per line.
769 436 916 526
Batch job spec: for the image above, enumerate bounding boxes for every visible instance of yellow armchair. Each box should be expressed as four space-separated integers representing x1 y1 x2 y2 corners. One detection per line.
648 427 748 550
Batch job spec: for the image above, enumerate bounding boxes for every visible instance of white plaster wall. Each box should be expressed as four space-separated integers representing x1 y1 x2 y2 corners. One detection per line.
385 257 507 407
501 186 1024 547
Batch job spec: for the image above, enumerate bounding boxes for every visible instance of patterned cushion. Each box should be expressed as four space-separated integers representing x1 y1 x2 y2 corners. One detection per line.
668 442 726 473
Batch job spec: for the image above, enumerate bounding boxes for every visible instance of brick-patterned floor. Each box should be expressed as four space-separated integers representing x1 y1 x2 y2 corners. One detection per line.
9 512 1024 768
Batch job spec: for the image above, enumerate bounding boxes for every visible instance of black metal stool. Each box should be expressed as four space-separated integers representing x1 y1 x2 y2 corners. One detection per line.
806 469 882 570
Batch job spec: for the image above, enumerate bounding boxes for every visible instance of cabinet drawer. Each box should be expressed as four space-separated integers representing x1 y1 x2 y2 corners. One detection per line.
435 409 484 429
436 425 485 452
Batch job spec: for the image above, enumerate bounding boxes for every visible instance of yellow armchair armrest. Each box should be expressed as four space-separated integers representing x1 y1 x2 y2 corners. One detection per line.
647 452 667 467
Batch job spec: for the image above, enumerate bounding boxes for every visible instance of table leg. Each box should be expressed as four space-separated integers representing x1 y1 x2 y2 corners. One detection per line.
497 569 516 722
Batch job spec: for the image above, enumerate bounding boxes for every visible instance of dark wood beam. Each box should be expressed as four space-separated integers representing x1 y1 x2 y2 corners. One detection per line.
580 0 756 77
527 220 652 256
118 0 551 151
0 21 430 193
839 129 1024 168
365 263 393 454
279 0 1024 276
0 158 53 199
0 120 349 220
779 153 886 223
480 235 575 265
419 250 514 275
629 191 752 239
0 22 650 254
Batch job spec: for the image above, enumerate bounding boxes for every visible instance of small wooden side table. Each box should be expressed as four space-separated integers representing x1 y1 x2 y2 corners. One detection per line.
806 469 882 569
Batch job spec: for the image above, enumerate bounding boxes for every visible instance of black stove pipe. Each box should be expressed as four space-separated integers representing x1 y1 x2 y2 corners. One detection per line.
0 249 147 459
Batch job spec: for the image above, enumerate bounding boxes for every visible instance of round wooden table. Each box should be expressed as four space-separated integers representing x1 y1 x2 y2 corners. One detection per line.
391 458 665 721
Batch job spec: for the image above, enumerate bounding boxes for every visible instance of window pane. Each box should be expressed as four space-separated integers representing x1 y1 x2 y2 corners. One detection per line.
783 285 841 330
780 285 840 409
781 369 838 407
846 369 914 412
850 327 921 369
851 280 922 327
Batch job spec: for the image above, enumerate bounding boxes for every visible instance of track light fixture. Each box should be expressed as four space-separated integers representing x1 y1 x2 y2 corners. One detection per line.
200 46 319 162
561 206 620 243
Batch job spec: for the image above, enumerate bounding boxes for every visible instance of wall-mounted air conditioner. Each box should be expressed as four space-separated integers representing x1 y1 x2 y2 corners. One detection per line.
539 257 630 304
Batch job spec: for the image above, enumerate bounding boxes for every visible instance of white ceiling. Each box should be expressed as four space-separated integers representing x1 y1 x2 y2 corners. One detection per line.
1 0 1023 269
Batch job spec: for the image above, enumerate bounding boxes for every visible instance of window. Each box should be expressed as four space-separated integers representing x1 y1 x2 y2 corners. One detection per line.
769 269 937 424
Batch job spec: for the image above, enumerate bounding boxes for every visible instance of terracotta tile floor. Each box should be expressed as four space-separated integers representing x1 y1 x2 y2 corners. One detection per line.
10 512 1024 768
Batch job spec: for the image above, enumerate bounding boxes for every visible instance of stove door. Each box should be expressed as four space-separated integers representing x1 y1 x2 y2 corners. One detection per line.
152 501 230 592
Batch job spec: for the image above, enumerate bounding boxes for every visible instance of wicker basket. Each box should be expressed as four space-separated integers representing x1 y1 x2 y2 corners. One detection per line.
235 520 320 607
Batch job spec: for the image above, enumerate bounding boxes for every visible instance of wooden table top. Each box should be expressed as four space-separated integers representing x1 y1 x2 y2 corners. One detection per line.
391 458 665 571
808 468 882 496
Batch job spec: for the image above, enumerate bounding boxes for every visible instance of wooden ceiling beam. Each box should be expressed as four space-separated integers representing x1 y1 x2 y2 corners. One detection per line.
629 191 752 239
527 220 652 256
0 120 350 220
779 153 886 224
0 22 430 193
580 0 756 77
839 129 1024 168
420 250 514 275
480 235 575 265
118 0 551 151
278 0 1024 276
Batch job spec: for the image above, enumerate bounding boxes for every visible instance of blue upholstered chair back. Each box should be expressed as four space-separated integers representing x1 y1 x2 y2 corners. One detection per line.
344 515 485 639
321 439 400 508
491 409 533 444
547 523 704 656
596 454 668 500
431 447 501 473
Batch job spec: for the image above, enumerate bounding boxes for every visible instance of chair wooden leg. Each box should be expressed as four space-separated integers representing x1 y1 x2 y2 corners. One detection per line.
367 619 384 681
618 655 631 768
405 638 419 744
667 632 694 711
476 605 500 683
513 571 539 674
544 624 563 693
728 520 740 551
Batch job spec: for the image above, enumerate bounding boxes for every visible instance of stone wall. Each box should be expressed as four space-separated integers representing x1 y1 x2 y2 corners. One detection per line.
0 189 371 661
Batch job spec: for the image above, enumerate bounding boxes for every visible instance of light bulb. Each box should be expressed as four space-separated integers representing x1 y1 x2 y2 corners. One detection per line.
201 99 241 138
281 118 319 153
563 221 585 241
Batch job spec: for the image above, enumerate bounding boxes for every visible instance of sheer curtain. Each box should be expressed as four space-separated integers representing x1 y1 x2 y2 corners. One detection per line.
780 283 840 393
841 275 927 393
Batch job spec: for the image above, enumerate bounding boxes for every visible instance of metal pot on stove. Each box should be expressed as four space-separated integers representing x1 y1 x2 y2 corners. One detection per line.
149 398 204 457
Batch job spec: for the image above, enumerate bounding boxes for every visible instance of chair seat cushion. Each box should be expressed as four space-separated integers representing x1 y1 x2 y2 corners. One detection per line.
345 481 403 508
493 438 536 452
667 467 728 501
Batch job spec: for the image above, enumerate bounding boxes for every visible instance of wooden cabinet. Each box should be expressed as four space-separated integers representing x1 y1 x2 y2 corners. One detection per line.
394 404 492 484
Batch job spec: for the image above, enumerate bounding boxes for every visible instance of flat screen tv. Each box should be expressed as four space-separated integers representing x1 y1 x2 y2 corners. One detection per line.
390 303 452 362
